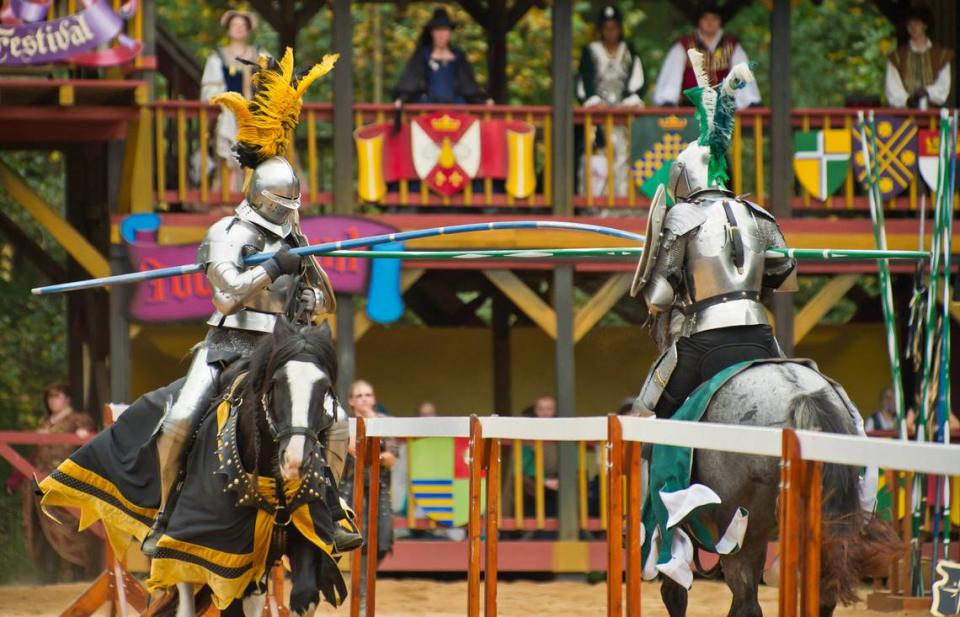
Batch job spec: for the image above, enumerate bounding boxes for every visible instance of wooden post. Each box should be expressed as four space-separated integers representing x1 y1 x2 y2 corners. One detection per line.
625 439 642 617
365 435 381 617
332 0 354 215
800 460 822 617
606 415 624 617
336 297 356 404
467 416 484 617
554 265 578 541
349 417 366 617
485 437 501 617
778 429 802 617
551 0 573 215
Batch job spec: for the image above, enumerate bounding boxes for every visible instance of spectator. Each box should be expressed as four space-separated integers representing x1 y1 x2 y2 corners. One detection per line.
19 384 99 582
521 395 559 518
393 8 491 106
576 5 645 198
341 380 399 615
652 5 760 109
885 8 952 109
864 386 898 432
418 401 438 417
200 10 261 193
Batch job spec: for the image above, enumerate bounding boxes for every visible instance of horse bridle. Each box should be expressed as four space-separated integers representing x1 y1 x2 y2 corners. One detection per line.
259 381 322 447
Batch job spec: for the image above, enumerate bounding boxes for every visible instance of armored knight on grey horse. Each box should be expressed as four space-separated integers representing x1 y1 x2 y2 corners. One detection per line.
142 53 361 556
631 53 796 418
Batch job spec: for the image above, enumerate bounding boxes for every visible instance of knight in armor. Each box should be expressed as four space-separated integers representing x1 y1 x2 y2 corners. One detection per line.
142 50 362 556
884 8 952 109
652 5 760 110
576 4 646 197
632 54 796 419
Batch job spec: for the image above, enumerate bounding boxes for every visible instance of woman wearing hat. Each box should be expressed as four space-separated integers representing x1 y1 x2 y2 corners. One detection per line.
200 10 261 191
392 8 490 106
576 4 646 197
885 8 952 109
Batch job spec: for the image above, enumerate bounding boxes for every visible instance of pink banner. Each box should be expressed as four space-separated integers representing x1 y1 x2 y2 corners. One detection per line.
127 216 398 323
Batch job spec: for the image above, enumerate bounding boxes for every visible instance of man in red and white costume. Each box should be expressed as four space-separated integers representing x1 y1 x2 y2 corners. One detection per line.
652 5 760 110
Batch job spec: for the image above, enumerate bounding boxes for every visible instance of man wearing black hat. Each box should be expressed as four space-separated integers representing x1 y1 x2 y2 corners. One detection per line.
885 8 952 109
393 7 490 106
576 5 646 197
653 5 759 109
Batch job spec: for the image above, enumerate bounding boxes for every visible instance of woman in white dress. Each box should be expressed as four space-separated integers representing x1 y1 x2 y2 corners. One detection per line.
200 10 260 194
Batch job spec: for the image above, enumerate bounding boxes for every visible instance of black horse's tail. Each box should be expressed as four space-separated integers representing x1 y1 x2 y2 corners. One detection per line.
786 389 899 606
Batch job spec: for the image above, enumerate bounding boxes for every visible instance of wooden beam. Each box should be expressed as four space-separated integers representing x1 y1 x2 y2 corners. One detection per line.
793 274 860 345
483 269 556 338
0 160 109 279
572 273 630 344
950 302 960 325
0 208 67 282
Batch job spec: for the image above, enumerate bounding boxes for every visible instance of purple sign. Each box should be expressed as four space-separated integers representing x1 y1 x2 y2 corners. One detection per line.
0 0 141 66
127 216 399 323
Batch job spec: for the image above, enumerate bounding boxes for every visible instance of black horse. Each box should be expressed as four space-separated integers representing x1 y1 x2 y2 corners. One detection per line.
39 321 352 617
152 320 351 617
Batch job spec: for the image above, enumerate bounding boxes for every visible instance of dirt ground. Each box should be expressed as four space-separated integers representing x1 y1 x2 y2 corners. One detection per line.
0 580 929 616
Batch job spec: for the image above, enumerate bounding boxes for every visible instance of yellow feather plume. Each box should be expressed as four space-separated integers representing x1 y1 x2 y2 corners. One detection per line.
209 47 339 168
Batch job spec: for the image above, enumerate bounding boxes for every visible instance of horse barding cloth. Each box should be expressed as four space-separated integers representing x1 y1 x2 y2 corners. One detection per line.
38 375 353 609
641 358 874 589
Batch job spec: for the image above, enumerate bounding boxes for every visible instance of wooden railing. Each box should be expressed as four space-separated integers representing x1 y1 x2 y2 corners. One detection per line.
149 101 953 214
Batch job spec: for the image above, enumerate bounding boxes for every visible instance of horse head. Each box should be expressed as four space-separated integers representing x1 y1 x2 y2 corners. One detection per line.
246 319 338 482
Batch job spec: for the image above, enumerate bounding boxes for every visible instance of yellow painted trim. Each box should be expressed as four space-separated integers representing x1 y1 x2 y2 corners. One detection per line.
552 541 590 573
534 440 545 529
0 161 110 278
573 273 631 343
58 84 75 106
794 274 859 345
483 269 557 338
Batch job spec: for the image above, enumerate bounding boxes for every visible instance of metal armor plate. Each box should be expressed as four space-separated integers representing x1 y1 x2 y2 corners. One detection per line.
630 184 667 298
685 198 765 302
636 342 678 416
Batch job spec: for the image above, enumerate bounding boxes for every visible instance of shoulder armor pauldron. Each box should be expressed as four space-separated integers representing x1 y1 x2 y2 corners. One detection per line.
664 201 708 237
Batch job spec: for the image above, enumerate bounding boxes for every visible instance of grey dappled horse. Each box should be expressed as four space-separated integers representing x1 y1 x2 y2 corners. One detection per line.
646 311 896 617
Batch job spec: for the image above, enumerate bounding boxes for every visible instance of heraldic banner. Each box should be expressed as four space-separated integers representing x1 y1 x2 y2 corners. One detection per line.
631 115 700 199
853 116 918 200
409 436 483 527
793 130 851 201
355 111 536 202
917 128 960 193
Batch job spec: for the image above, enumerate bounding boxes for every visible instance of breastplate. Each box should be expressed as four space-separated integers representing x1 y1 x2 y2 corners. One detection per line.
208 234 298 333
681 199 769 334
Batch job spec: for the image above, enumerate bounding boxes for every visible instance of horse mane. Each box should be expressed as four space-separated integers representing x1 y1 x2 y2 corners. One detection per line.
220 319 338 475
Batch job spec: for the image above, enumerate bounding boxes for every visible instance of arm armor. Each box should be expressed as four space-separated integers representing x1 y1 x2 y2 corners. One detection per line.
198 218 273 316
757 217 796 289
643 231 684 314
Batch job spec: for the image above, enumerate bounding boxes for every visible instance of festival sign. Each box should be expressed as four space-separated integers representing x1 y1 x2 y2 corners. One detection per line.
852 116 918 200
126 216 398 323
631 115 699 198
409 436 483 527
793 129 851 201
0 0 141 67
355 111 536 201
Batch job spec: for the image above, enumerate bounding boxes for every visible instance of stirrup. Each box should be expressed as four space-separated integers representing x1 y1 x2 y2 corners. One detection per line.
332 527 363 553
140 512 169 557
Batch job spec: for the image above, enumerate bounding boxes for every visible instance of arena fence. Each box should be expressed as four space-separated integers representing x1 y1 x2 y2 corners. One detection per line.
351 415 960 617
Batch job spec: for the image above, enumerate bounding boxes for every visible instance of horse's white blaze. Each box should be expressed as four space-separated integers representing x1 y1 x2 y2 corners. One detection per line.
282 361 326 479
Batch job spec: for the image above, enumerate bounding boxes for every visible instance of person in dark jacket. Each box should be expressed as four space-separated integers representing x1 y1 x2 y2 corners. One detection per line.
392 8 491 106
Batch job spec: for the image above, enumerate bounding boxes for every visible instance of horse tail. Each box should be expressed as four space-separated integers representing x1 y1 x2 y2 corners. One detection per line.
785 389 866 605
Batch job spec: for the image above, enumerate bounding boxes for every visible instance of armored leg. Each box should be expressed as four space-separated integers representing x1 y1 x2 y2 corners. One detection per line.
323 398 362 553
142 346 219 556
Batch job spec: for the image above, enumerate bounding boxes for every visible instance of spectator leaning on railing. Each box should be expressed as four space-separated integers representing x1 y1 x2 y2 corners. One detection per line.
652 4 760 110
576 4 646 198
15 384 99 583
392 7 492 107
884 7 952 109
